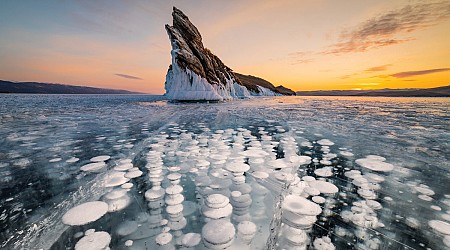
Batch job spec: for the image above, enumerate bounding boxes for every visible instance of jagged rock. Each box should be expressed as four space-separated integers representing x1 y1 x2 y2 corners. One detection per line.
234 74 296 96
164 7 295 101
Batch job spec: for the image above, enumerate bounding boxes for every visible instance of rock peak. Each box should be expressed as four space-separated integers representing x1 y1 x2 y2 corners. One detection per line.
164 7 295 101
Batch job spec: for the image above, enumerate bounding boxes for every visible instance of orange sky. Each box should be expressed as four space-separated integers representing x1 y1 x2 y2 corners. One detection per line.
0 0 449 93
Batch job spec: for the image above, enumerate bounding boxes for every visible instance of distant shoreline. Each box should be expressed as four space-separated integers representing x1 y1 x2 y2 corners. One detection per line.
296 85 450 97
0 79 144 95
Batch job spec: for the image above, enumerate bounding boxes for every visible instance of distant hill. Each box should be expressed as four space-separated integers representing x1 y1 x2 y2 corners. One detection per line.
296 85 450 97
234 73 296 95
0 80 141 94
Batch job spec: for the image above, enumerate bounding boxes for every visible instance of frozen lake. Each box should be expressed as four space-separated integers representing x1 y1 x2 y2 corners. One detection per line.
0 94 449 249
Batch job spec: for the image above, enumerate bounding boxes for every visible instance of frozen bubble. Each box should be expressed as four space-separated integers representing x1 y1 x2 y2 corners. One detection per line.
168 173 182 181
431 205 442 211
116 221 138 236
302 176 315 182
203 199 232 220
441 213 450 222
406 217 420 229
237 221 256 236
66 157 80 163
226 162 250 173
428 220 450 235
317 139 334 146
282 225 308 245
283 212 317 229
308 180 339 194
49 158 62 163
119 158 132 164
344 170 361 179
90 155 110 162
155 232 172 246
162 226 170 233
320 160 332 165
202 219 235 248
251 171 269 179
80 162 106 172
275 172 295 183
384 196 393 201
313 236 335 250
312 196 326 204
62 201 108 226
205 194 229 208
114 163 133 171
125 240 133 247
314 167 334 177
239 149 269 158
85 229 95 235
103 172 129 187
104 189 127 200
414 186 435 196
304 186 321 196
75 231 110 250
182 233 201 247
145 188 165 201
107 195 131 212
355 157 394 172
364 173 385 183
418 195 433 201
74 231 84 239
297 156 312 165
340 151 354 157
366 155 386 161
125 170 143 178
283 195 322 216
366 200 382 210
121 183 133 189
166 204 183 214
166 185 183 195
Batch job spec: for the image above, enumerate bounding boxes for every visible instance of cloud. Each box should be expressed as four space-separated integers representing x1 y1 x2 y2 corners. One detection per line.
364 64 391 72
324 1 450 55
390 68 450 78
115 73 143 80
288 51 314 65
340 64 392 79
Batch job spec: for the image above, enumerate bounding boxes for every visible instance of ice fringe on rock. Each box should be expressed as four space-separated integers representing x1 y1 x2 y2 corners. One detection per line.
165 58 280 101
165 62 250 101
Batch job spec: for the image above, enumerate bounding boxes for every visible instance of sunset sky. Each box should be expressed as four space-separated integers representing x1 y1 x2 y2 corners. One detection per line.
0 0 449 93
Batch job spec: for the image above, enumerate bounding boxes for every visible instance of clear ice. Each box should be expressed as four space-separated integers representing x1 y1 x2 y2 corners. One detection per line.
0 95 449 249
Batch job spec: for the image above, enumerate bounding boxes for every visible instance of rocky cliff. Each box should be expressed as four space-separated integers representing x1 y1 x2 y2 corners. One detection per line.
164 7 295 101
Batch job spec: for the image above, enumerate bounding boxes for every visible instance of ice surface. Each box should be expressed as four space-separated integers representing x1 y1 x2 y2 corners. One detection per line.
0 95 449 249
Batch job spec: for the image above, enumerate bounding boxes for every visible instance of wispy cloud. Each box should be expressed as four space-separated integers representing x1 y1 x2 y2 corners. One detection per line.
288 51 314 65
324 1 450 55
364 64 391 72
390 68 450 78
115 73 143 80
340 64 392 79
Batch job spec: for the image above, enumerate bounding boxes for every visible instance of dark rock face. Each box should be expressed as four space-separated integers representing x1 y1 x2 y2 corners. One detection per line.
164 7 295 100
165 7 236 86
234 73 296 96
275 86 296 96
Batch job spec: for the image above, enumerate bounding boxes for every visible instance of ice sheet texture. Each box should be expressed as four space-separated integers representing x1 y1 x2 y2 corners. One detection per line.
0 95 449 249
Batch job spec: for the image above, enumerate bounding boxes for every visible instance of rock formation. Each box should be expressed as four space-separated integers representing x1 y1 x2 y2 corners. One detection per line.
164 7 295 101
